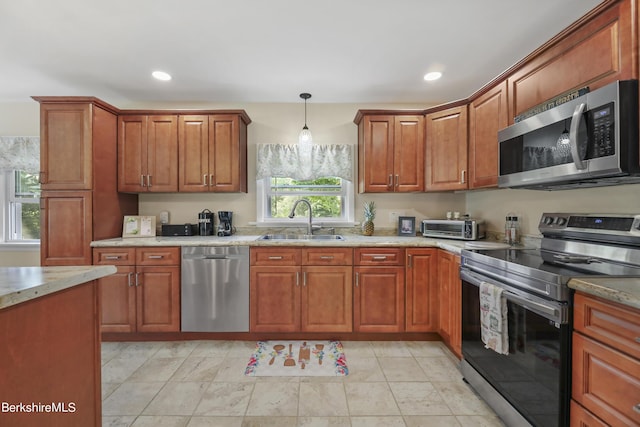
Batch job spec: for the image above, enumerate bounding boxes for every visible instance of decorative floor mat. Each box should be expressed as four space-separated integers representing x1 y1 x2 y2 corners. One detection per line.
244 340 348 376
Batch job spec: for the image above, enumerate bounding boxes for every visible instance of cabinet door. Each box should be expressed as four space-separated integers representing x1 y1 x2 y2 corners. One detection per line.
405 249 438 332
118 115 147 192
146 115 178 192
393 116 425 192
209 115 243 192
136 266 181 332
469 81 507 189
570 400 609 427
438 251 462 357
426 106 468 191
359 115 395 192
39 103 92 190
572 333 640 426
250 267 300 332
301 266 353 332
98 266 136 333
354 266 405 333
40 191 92 266
178 115 210 192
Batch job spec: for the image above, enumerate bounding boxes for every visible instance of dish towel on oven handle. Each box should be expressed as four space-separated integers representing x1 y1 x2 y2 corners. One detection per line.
480 281 509 355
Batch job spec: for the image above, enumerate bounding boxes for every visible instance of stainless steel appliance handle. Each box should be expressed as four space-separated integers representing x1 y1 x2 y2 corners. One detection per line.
569 102 587 170
460 268 564 323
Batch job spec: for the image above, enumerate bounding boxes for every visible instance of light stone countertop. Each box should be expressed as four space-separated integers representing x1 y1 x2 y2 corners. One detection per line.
0 265 117 310
569 277 640 310
90 234 514 254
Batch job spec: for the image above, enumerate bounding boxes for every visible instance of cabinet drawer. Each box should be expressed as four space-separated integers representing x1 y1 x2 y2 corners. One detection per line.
250 247 301 266
570 400 608 427
302 248 353 265
93 248 135 265
354 248 405 266
574 292 640 360
572 333 640 426
135 247 180 266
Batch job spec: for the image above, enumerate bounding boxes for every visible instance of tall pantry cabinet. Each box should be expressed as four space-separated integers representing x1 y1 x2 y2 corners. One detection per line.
34 97 138 266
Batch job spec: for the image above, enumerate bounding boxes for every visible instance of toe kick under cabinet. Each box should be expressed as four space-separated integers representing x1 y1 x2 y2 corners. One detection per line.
250 247 353 333
93 247 181 333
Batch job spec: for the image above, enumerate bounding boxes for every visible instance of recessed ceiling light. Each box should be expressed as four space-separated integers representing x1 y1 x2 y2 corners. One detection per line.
152 71 172 81
423 71 442 81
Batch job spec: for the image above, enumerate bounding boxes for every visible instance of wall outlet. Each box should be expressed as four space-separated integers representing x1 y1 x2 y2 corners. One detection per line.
389 211 403 222
159 211 170 224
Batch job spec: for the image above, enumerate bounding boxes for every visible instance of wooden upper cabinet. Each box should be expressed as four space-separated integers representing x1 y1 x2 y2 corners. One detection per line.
507 0 636 120
356 112 425 193
468 81 508 189
425 105 468 191
118 115 178 192
39 103 92 190
179 114 248 192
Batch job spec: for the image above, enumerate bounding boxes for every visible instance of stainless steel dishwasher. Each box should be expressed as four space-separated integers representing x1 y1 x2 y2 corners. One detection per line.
181 246 249 332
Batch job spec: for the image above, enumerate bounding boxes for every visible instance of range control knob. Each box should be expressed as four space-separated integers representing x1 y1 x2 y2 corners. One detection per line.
556 217 567 226
543 216 554 225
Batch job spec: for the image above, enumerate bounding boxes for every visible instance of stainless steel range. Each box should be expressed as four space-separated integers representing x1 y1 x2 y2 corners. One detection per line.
460 213 640 427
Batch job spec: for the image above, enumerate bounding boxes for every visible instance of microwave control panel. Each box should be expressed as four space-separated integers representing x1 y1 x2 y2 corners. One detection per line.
589 102 615 158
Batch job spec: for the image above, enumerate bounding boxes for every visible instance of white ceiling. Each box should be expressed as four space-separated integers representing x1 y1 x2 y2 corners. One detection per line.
0 0 603 105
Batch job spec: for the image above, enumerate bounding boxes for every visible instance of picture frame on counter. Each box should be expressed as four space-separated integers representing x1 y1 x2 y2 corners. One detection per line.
122 215 156 238
398 216 416 236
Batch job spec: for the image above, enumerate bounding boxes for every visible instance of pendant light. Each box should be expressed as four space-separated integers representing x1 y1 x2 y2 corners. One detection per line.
298 93 312 149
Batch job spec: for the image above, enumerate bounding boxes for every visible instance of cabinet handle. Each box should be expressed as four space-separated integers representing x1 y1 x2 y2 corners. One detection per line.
408 254 412 268
268 256 283 260
140 175 146 187
460 170 466 184
634 404 640 414
395 174 399 187
135 272 140 287
105 255 121 260
303 271 307 287
388 174 393 187
38 171 45 184
127 272 133 287
296 272 300 287
147 175 152 187
210 174 214 186
635 337 640 343
203 174 208 186
320 256 334 260
372 256 388 261
148 255 163 259
355 272 359 287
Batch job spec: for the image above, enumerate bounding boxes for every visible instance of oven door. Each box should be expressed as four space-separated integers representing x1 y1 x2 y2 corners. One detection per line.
460 268 571 427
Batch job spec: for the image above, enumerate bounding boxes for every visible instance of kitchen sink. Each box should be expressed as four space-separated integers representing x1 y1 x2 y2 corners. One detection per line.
258 234 344 241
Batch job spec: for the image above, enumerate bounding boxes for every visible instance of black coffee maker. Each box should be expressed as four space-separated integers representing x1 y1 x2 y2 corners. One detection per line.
217 211 233 236
198 209 215 236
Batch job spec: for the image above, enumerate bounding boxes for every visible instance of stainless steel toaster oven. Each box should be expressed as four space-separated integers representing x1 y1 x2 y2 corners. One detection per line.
421 219 485 240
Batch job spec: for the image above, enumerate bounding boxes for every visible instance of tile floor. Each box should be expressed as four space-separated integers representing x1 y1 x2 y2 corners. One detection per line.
101 340 505 427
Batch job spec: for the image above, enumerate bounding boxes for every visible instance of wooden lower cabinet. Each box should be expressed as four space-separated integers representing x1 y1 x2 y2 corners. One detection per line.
437 250 461 357
405 248 438 332
250 247 353 333
571 292 640 426
353 266 405 332
93 247 181 333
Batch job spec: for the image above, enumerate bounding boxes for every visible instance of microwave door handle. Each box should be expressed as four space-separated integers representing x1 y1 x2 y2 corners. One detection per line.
569 102 587 170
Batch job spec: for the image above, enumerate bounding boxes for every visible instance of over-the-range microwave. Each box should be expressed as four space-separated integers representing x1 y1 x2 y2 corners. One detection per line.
498 79 639 190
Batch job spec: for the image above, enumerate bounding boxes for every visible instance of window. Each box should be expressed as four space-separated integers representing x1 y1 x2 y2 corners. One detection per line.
257 176 354 225
2 170 40 242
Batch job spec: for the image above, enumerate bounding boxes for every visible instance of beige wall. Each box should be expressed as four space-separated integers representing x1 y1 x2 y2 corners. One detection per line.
1 99 639 265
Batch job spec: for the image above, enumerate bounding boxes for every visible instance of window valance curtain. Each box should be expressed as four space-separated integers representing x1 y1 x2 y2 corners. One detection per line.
256 144 353 181
0 136 40 173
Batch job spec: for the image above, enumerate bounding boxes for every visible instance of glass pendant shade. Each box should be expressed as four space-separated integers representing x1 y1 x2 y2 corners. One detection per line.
298 93 312 150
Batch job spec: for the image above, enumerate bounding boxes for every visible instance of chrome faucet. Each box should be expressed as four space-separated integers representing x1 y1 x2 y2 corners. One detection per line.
288 199 313 235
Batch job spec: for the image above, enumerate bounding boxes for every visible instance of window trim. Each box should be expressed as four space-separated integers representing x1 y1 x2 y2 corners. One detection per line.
256 177 356 227
1 170 41 246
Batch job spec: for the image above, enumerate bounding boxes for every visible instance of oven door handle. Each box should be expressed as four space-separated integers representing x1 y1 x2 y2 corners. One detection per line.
460 268 565 323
